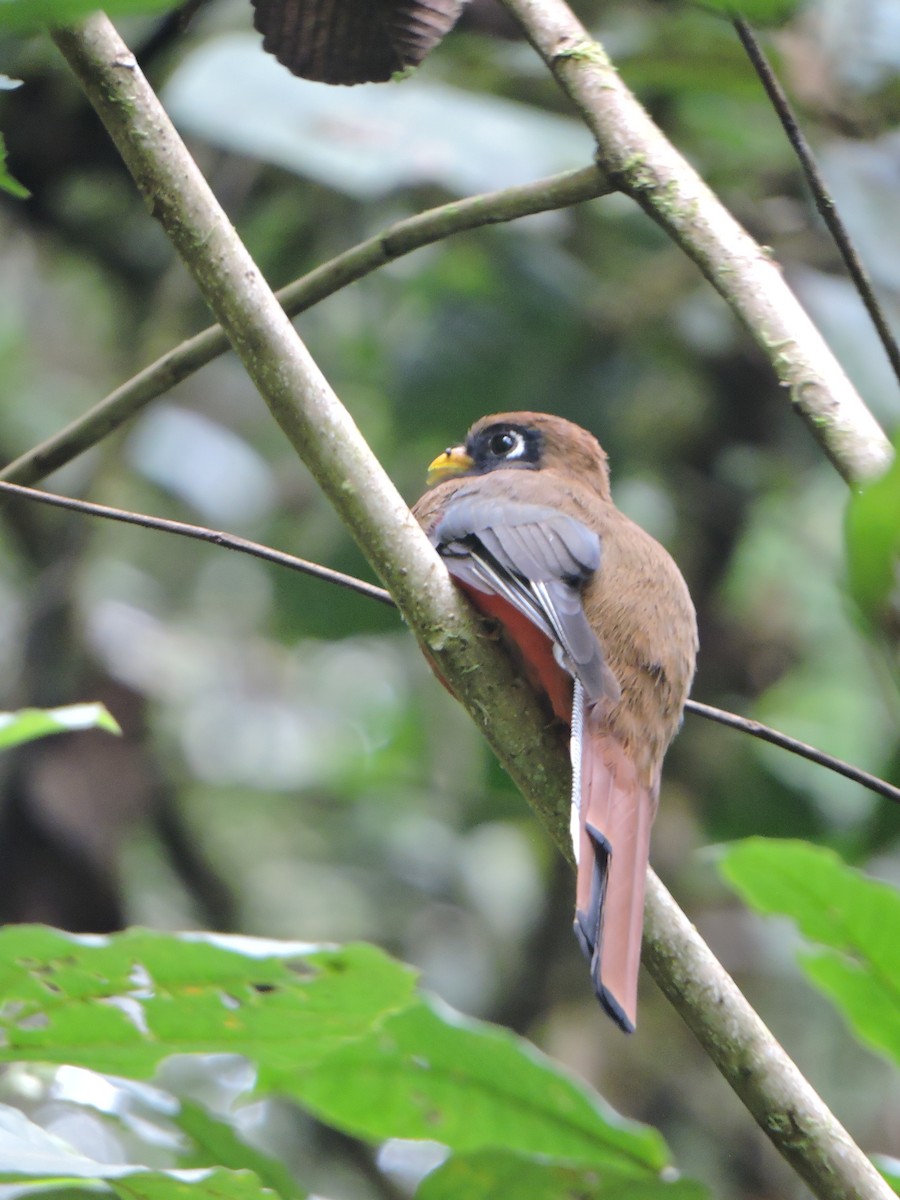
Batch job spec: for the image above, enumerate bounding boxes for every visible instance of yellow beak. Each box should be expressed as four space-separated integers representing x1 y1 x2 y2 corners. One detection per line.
426 445 474 486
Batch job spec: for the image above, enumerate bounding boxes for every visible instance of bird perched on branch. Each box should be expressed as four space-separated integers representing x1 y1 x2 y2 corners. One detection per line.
412 412 697 1032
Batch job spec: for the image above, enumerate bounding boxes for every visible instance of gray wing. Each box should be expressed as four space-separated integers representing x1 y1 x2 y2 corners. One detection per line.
432 494 621 705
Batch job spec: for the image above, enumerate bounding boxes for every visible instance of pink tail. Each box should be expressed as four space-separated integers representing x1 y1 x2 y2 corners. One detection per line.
572 730 656 1033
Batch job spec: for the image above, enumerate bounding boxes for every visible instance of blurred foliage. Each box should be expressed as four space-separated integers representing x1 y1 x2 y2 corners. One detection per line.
0 0 899 1196
720 838 900 1064
700 0 803 24
0 134 28 199
0 76 26 197
881 1159 900 1193
846 428 900 664
0 0 177 33
0 702 120 749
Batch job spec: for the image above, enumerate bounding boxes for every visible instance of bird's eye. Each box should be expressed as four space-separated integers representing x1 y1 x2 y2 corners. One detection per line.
489 430 524 458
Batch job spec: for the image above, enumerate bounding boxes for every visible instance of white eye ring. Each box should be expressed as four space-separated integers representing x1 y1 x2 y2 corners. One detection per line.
489 430 526 459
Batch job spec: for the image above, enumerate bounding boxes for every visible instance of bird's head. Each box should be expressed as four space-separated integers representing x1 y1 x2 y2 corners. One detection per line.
426 411 611 499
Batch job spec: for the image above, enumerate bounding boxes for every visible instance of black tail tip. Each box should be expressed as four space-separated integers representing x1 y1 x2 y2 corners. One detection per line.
594 983 635 1034
572 915 636 1035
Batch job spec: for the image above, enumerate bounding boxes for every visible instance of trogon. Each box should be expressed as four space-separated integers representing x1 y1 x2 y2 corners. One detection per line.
412 411 697 1032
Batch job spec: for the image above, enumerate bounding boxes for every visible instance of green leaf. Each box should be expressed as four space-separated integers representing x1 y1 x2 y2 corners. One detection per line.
0 131 29 200
99 1176 276 1200
0 1102 275 1197
1 1172 277 1198
292 998 667 1171
416 1148 706 1199
0 929 686 1184
0 929 678 1180
719 839 900 1063
0 927 417 1081
0 704 121 750
0 1189 99 1198
175 1100 305 1199
0 0 177 31
846 439 900 626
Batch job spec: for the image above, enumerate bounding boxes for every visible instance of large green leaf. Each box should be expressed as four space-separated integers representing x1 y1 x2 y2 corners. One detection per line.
292 998 667 1171
719 839 900 1063
416 1148 705 1199
0 928 677 1180
0 927 417 1081
0 0 176 31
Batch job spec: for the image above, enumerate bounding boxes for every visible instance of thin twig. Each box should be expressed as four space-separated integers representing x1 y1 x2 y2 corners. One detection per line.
0 165 610 487
733 16 900 390
3 476 897 806
685 698 900 805
0 480 394 609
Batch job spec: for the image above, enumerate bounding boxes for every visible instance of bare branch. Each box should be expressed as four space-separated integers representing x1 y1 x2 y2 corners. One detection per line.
499 0 893 485
0 166 610 487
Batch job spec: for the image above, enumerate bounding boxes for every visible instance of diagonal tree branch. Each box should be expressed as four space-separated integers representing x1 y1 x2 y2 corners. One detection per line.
0 165 610 487
499 0 893 485
51 14 892 1200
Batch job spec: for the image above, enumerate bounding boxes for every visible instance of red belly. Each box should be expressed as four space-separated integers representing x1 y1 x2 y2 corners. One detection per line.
458 584 573 726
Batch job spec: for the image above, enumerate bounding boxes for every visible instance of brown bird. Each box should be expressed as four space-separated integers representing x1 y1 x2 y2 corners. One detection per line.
412 412 697 1032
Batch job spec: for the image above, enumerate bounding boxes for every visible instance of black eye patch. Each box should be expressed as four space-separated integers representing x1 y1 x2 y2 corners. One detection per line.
469 424 542 470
